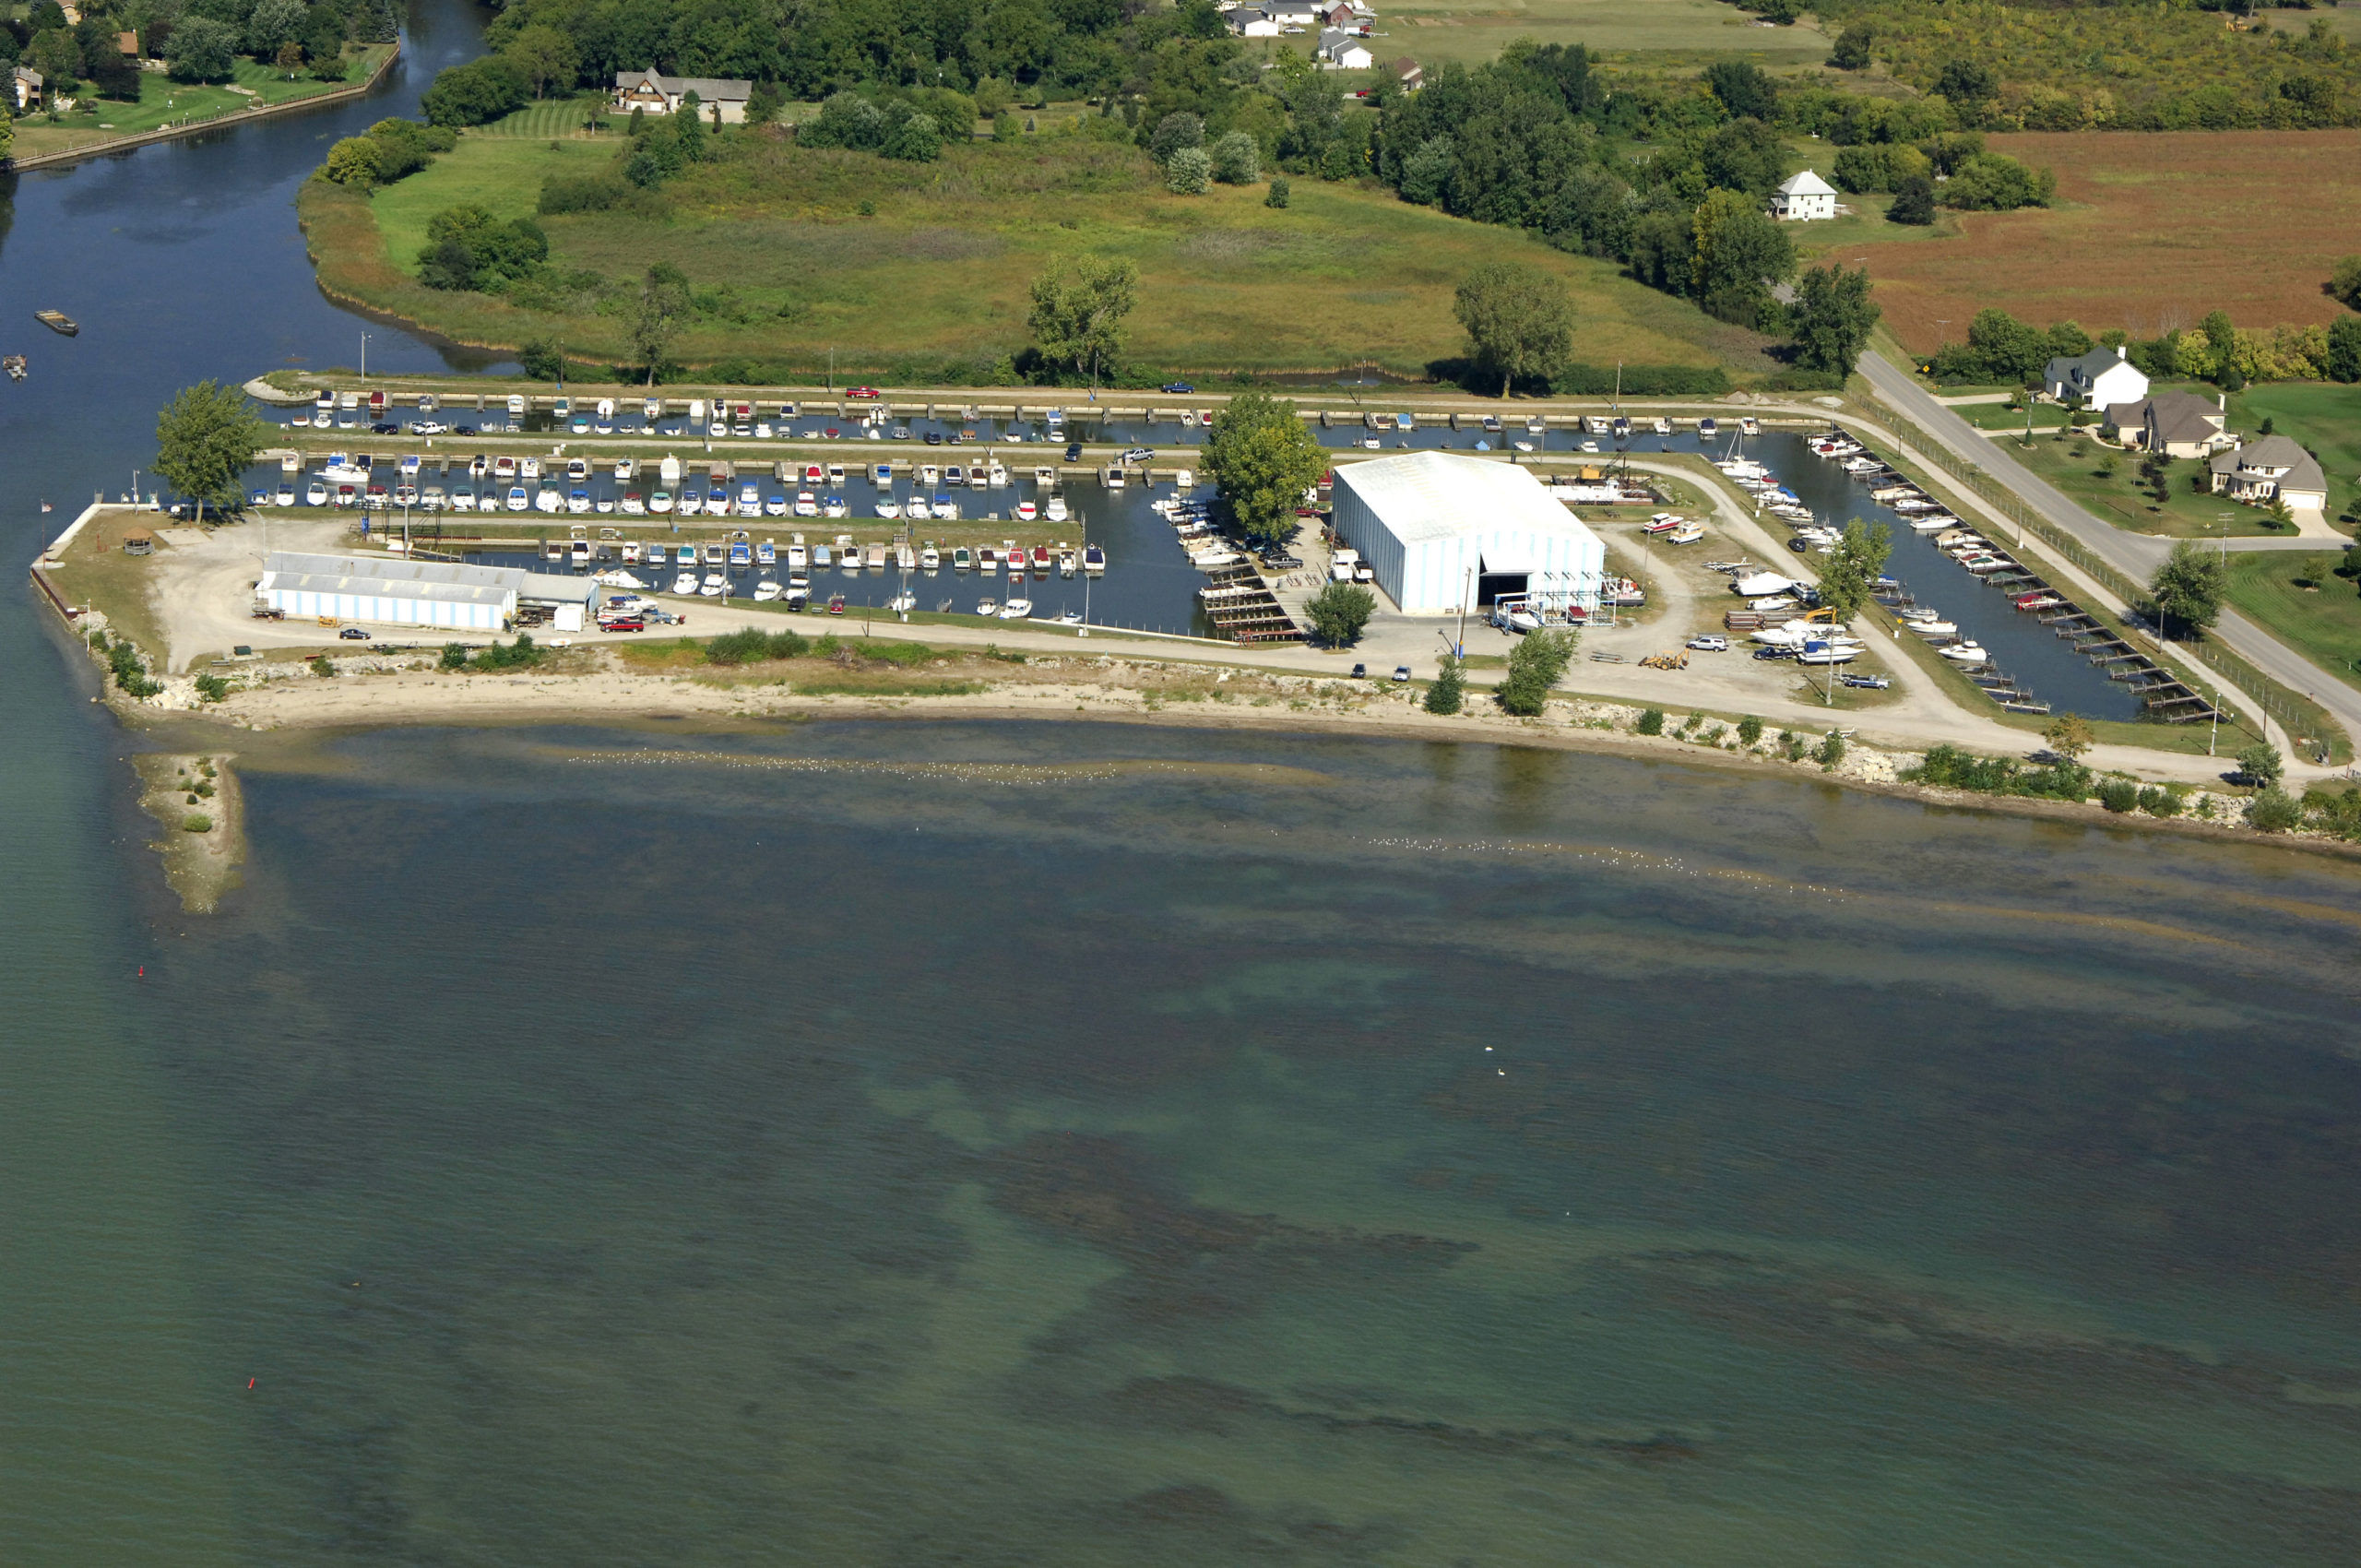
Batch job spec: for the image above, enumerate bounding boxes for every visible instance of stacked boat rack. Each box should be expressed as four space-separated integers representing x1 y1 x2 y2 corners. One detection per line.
1804 430 2223 726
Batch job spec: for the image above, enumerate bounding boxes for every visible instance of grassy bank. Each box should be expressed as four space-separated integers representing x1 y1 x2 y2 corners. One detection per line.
314 115 1766 382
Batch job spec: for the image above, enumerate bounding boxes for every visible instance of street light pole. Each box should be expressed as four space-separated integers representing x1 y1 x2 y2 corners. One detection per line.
360 332 371 381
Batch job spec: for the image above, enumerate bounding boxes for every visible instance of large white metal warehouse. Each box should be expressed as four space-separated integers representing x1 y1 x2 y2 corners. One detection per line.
256 552 597 631
1329 452 1608 616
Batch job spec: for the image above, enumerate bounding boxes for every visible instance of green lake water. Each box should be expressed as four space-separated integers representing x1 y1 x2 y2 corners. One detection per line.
14 717 2358 1565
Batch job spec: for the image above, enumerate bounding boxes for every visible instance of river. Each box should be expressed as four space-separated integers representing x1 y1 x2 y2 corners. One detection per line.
6 9 2361 1563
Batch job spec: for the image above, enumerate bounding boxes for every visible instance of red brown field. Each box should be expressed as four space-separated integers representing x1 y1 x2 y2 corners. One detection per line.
1851 130 2361 351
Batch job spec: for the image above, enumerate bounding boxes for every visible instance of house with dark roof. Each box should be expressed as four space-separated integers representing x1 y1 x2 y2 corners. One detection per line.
2208 434 2329 516
2045 344 2147 410
13 65 42 112
1228 6 1281 36
1319 28 1374 68
611 69 753 123
1394 57 1423 93
2102 392 2235 459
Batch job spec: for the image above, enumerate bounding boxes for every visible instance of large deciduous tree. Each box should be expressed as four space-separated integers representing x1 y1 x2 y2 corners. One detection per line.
155 382 267 513
1453 262 1573 398
632 263 692 386
2147 540 2227 639
1304 582 1376 647
1498 628 1577 715
1203 390 1325 548
1026 257 1138 386
1791 265 1880 376
1814 518 1892 624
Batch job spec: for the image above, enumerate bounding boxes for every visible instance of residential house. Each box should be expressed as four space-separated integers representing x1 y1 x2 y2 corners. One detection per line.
2208 434 2330 515
1768 169 1837 221
2044 344 2147 410
115 30 137 57
12 65 42 113
1394 57 1422 93
611 69 753 123
1319 28 1375 69
1229 6 1281 37
2103 392 2235 458
1265 1 1323 23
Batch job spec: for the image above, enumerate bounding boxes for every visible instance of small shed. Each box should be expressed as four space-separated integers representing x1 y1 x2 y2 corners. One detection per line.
122 528 155 556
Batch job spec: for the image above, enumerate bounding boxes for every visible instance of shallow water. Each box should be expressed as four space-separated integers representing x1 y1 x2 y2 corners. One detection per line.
60 717 2361 1565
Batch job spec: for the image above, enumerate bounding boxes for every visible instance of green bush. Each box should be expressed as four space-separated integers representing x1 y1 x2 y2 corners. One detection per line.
2235 742 2283 789
1636 707 1666 736
1736 714 1763 747
1424 657 1465 715
2246 787 2303 834
1905 743 2093 801
706 626 812 665
2097 778 2139 814
1815 731 1848 770
193 673 231 703
473 634 547 671
440 642 469 671
2136 786 2180 818
183 814 212 833
1264 177 1290 209
2304 786 2361 840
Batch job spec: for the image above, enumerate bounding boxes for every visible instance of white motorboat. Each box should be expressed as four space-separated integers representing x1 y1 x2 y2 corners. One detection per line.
1000 597 1032 620
919 546 941 570
974 598 998 617
672 571 699 595
1045 495 1069 523
700 573 727 597
887 592 916 612
1016 500 1038 522
753 580 784 601
1940 640 1989 663
1796 644 1859 665
1906 619 1960 638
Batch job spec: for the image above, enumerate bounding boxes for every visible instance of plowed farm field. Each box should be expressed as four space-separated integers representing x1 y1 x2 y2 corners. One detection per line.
1847 130 2361 352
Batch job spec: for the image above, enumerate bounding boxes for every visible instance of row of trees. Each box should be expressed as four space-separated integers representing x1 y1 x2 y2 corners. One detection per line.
3 0 376 93
320 116 456 190
1929 306 2361 389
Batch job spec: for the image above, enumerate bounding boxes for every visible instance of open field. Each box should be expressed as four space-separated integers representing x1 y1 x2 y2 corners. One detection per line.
1383 0 1833 67
2227 382 2361 526
6 48 392 160
1848 130 2361 351
327 122 1766 381
1979 423 2299 540
2227 551 2361 698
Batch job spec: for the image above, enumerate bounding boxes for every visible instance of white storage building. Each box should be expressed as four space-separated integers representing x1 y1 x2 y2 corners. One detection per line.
1328 452 1608 616
257 552 597 632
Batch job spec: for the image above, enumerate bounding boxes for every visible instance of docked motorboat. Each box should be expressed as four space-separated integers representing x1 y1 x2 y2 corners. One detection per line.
1083 544 1106 575
672 571 699 595
700 573 727 597
1000 597 1032 620
1940 641 1990 664
1045 494 1069 523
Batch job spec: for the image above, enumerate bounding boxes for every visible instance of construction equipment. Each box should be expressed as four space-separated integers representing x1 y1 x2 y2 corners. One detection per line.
1638 649 1691 671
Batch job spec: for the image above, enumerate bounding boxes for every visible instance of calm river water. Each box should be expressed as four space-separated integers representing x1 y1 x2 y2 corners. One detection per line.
6 8 2361 1564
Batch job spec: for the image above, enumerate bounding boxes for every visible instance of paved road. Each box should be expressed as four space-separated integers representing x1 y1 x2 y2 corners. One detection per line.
1858 351 2361 754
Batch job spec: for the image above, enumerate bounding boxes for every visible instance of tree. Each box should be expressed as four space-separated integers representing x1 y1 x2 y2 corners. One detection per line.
1792 265 1880 375
1149 111 1204 164
1888 173 1936 226
631 264 691 385
421 58 528 127
1935 57 1999 110
2329 254 2361 310
1703 60 1778 122
517 339 566 381
1690 189 1794 325
1424 655 1465 714
155 381 267 513
746 80 783 125
28 28 80 90
2043 713 2095 761
2148 540 2226 639
1211 131 1259 184
245 0 307 58
1166 146 1212 194
164 16 239 83
1305 582 1376 647
321 136 386 188
1829 23 1873 70
1264 177 1290 209
1203 390 1325 547
1026 257 1138 385
87 45 141 100
2236 741 2284 788
674 91 708 161
503 25 580 100
1497 628 1577 715
883 111 940 161
1453 262 1572 398
2198 309 2239 383
1816 518 1892 624
276 41 305 76
2329 316 2361 383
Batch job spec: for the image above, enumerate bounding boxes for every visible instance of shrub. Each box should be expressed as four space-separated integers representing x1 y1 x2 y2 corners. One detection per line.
706 626 811 665
1636 707 1666 736
2235 742 2283 788
539 173 635 214
473 634 547 671
1264 177 1290 209
2305 786 2361 840
1737 714 1763 747
193 673 231 703
2246 787 2303 834
183 814 213 833
518 339 566 381
1211 132 1260 184
1905 742 2093 801
1498 629 1576 716
1424 657 1465 715
1166 147 1213 196
1148 111 1204 164
440 642 469 671
1815 731 1847 770
2097 778 2140 814
421 57 528 127
2136 786 2180 818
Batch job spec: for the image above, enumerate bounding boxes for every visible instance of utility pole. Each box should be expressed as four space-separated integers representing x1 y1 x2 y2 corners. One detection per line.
360 332 371 381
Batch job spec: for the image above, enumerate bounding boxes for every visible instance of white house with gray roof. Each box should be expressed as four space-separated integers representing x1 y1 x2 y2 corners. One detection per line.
611 69 753 123
2045 344 2148 410
1768 170 1837 221
2209 435 2329 517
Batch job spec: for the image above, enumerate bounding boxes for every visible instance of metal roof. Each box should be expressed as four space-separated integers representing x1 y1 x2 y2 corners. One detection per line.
1333 452 1597 548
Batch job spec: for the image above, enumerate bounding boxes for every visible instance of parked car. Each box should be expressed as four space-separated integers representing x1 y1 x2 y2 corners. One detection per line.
599 617 646 633
453 423 477 436
1350 662 1367 679
846 386 881 398
370 422 398 435
338 626 372 640
1686 635 1729 653
1121 446 1154 464
924 431 943 445
1786 537 1810 552
1392 665 1411 683
1161 382 1194 394
1064 441 1084 462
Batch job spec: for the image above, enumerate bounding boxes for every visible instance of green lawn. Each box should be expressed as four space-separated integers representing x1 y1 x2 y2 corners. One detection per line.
2226 551 2361 698
9 46 389 159
2225 382 2361 528
1999 429 2296 540
1959 402 2070 433
1387 0 1834 67
350 118 1767 381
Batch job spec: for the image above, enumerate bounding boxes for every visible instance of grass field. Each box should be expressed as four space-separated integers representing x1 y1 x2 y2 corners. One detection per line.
337 120 1767 381
2225 551 2361 699
1847 130 2361 350
8 48 390 159
1999 426 2299 539
2226 382 2361 526
1384 0 1833 67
